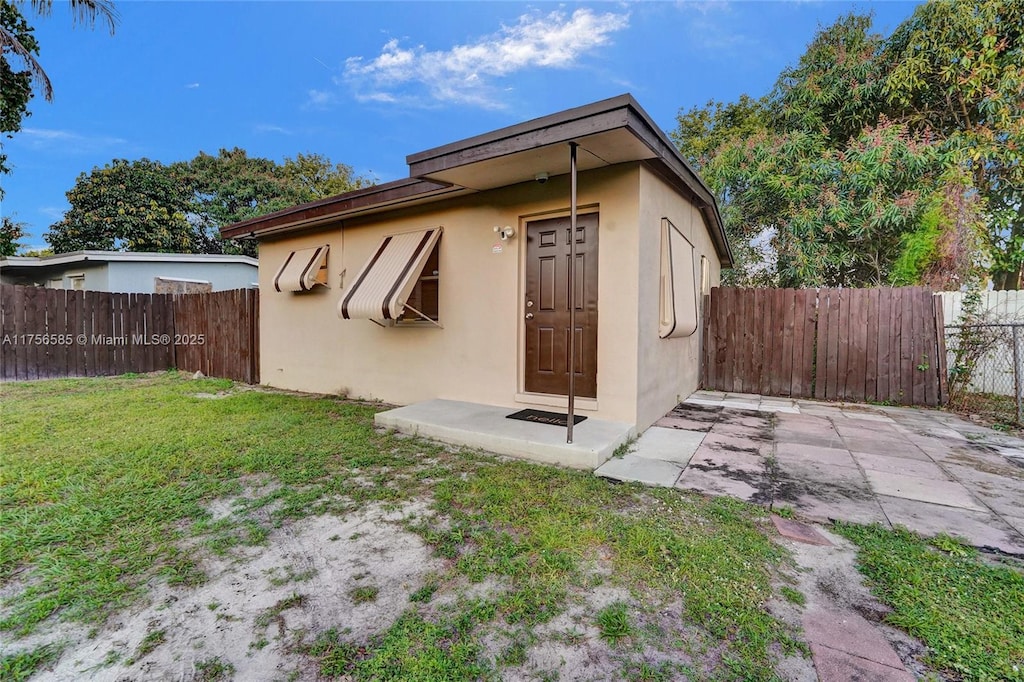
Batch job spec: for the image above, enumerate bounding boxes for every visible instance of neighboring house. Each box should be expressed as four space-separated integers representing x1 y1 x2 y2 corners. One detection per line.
0 251 258 293
221 94 731 440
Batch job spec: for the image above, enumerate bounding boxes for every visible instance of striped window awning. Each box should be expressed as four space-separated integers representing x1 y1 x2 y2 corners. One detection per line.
337 227 442 321
274 245 329 292
659 218 698 339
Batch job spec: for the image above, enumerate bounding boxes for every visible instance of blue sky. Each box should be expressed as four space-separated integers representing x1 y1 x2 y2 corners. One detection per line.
2 0 919 251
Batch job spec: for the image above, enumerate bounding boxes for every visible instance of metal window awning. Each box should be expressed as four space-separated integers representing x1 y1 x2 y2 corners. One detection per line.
337 227 442 322
659 218 698 339
274 245 329 292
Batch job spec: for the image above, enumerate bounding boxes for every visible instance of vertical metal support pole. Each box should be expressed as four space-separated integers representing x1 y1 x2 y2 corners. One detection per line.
1014 324 1022 426
567 142 579 444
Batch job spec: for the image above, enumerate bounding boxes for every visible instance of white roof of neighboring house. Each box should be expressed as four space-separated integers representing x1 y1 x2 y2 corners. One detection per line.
0 251 258 269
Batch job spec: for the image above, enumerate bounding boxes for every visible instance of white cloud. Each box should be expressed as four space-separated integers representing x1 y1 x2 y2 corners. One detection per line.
17 128 127 153
185 82 200 89
342 8 630 108
253 123 293 135
39 206 66 221
304 88 335 109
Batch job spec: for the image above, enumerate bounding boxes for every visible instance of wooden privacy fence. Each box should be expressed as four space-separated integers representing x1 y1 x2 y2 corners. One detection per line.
0 284 259 383
703 286 947 406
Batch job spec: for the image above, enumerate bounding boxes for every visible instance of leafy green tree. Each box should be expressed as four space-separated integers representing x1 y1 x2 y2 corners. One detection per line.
674 4 1012 289
45 158 194 253
881 0 1023 290
47 149 372 256
772 12 886 147
282 152 372 199
1 215 27 256
173 148 309 256
0 3 38 184
173 148 370 256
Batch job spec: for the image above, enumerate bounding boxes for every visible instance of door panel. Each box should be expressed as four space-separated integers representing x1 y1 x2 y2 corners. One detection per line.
525 214 598 398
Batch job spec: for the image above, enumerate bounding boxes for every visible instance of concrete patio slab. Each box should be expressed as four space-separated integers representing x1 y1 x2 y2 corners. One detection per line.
849 442 932 462
802 608 908 671
594 455 682 487
841 411 896 423
775 431 848 450
995 444 1024 460
690 443 766 470
774 444 858 468
940 463 1024 518
724 392 763 401
375 399 633 470
684 397 732 408
864 470 985 511
843 432 917 454
776 457 866 489
853 452 950 480
654 415 714 432
676 466 759 501
756 404 801 414
794 493 889 525
721 400 762 411
942 452 1024 481
809 643 915 682
877 496 1024 555
1006 516 1024 536
637 396 1024 553
631 426 704 465
700 431 773 457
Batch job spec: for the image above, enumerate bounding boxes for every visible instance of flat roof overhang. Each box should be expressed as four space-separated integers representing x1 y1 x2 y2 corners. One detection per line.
219 94 732 266
220 178 471 241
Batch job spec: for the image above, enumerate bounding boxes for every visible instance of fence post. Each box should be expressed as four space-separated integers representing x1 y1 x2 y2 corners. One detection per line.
1015 324 1023 426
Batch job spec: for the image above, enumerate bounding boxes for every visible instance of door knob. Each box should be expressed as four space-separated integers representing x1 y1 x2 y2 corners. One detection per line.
525 312 534 319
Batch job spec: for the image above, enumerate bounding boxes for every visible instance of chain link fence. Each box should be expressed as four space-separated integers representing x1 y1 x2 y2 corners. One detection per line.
944 323 1023 426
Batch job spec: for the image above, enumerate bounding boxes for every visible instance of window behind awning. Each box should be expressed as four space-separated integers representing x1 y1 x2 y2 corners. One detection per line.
274 245 329 292
659 218 698 338
337 227 442 321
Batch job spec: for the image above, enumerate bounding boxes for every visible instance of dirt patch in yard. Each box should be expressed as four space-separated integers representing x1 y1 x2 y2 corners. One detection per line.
4 501 443 681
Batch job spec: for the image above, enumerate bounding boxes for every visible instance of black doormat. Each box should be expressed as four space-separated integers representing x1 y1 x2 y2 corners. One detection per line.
506 409 587 427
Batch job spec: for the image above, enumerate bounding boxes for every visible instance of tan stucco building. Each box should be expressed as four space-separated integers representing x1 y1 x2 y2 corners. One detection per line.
223 95 731 466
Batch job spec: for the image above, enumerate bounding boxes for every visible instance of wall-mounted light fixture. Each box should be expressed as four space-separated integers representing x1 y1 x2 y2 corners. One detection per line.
493 225 516 241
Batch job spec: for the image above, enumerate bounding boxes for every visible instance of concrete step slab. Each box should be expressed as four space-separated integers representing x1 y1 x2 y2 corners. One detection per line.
594 455 683 487
631 426 704 465
375 399 633 470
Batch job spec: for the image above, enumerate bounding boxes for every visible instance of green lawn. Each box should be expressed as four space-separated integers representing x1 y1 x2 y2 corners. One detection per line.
0 372 802 681
834 523 1024 682
6 373 1018 681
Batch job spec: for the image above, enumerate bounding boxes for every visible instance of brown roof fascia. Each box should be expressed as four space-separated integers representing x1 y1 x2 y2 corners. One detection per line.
219 178 456 240
406 95 636 175
620 106 733 268
407 93 732 267
220 93 731 267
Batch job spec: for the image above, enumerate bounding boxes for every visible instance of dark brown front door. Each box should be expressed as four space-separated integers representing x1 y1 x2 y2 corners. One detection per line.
524 214 598 398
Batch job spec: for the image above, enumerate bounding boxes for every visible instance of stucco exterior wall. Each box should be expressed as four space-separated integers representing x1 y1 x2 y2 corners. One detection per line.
634 165 722 430
259 164 642 425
